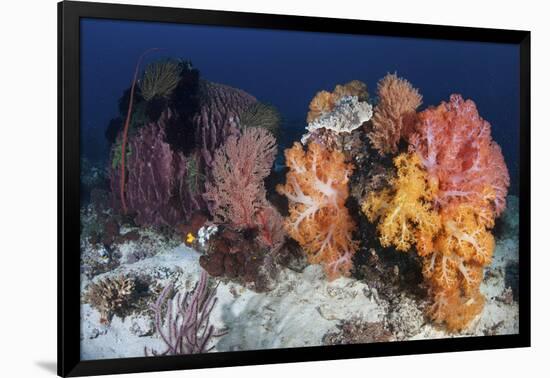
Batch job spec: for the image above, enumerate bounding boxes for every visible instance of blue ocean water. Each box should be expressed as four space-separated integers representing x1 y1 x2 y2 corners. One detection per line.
80 18 520 193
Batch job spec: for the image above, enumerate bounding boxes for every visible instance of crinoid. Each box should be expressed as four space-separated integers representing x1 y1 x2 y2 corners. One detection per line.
139 59 183 101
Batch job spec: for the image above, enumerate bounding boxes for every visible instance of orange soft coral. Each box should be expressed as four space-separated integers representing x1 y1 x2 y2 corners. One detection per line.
306 80 368 123
362 152 440 253
277 142 358 280
420 203 495 331
333 80 369 102
362 152 498 331
426 287 485 333
368 73 422 156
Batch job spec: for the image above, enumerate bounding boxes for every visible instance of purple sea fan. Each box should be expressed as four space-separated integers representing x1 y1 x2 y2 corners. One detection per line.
145 271 226 356
110 109 204 227
109 79 258 228
203 127 277 230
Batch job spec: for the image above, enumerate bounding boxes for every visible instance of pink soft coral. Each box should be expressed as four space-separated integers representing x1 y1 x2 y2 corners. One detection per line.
409 94 510 217
277 142 358 280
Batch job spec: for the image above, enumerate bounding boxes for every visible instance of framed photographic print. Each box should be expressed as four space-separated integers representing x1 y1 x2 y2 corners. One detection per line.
58 0 530 376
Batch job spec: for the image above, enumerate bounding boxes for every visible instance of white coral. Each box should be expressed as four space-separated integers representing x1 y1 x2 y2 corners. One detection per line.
301 96 373 144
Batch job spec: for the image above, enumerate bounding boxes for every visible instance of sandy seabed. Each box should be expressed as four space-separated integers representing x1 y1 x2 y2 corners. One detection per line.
80 197 520 360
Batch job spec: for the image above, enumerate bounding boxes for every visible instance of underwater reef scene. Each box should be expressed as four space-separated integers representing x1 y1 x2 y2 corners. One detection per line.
80 22 520 359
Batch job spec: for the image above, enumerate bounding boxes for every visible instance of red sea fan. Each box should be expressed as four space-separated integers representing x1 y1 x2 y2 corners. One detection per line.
203 127 277 231
409 94 510 216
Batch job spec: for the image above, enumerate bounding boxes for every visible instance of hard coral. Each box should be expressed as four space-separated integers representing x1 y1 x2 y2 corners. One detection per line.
409 94 510 216
368 73 422 156
302 96 373 146
277 142 358 280
84 275 135 323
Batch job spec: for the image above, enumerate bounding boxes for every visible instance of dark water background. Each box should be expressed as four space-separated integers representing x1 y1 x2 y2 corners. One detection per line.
80 18 520 194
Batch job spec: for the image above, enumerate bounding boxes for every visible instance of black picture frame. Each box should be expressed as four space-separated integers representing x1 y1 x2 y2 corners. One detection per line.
58 1 531 376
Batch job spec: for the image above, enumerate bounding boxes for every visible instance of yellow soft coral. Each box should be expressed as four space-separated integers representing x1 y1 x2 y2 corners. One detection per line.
362 152 440 252
277 142 358 280
306 80 368 123
362 153 497 332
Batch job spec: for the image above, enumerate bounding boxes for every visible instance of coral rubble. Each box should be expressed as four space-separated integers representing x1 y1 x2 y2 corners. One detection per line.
323 318 393 345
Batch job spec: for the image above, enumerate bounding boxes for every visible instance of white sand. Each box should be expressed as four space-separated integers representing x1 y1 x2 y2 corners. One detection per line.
80 230 519 360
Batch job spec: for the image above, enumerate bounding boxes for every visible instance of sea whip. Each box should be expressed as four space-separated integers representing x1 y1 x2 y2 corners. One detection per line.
119 48 163 214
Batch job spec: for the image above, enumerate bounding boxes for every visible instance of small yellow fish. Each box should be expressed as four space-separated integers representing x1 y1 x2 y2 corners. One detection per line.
186 232 196 244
